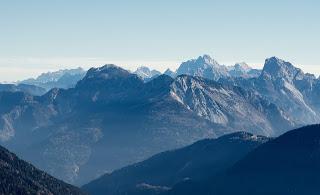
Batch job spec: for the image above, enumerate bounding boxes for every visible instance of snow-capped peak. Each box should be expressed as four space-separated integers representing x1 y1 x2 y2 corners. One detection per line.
134 66 161 80
195 54 220 67
176 54 228 80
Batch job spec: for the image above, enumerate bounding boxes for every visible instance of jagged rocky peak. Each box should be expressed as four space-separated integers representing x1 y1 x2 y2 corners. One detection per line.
19 67 86 91
225 62 262 78
179 54 221 71
262 57 303 81
136 66 160 75
228 62 254 77
134 66 161 80
176 54 229 80
34 67 85 83
196 54 220 66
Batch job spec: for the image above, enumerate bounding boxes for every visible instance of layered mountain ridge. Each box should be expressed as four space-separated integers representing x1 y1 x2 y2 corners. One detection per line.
82 131 270 195
0 55 319 186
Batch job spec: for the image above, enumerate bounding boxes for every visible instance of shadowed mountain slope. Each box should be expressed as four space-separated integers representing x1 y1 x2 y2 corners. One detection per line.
82 132 269 195
168 125 320 195
0 144 85 195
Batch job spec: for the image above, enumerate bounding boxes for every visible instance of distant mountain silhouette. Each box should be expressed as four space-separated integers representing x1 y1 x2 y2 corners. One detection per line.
20 67 86 91
228 62 261 78
134 66 161 82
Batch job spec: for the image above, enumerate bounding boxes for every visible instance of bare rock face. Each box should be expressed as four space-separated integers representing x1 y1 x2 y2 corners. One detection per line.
170 75 294 136
176 55 229 81
176 55 260 80
222 57 320 126
134 66 161 82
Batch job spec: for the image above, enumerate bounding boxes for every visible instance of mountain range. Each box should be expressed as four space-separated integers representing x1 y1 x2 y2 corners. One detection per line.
0 55 319 186
176 55 261 80
20 67 86 91
0 65 228 185
133 55 261 81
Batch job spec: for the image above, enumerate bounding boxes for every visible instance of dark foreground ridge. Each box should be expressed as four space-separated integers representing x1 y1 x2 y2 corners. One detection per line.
168 124 320 195
82 131 269 195
0 144 85 195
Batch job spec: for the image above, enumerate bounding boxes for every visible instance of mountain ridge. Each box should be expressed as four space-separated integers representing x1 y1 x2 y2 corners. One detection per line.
0 56 319 185
20 67 86 91
0 143 85 194
167 124 320 195
82 131 270 195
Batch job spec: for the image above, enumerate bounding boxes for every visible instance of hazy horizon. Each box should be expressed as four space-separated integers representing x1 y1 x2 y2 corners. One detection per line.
1 55 320 82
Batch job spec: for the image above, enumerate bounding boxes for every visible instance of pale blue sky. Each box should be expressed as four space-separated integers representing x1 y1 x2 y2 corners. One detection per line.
0 0 320 81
